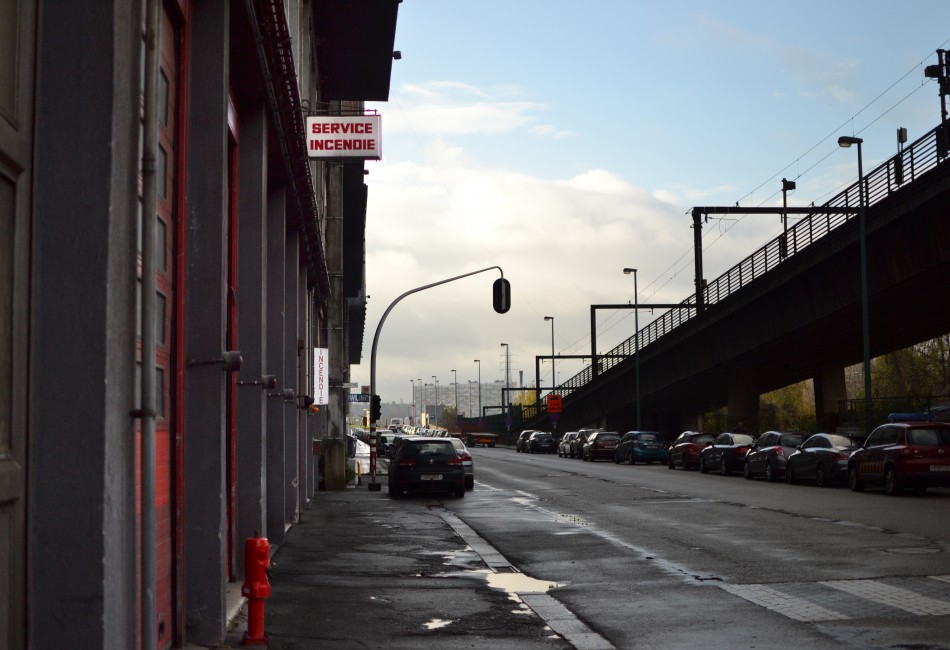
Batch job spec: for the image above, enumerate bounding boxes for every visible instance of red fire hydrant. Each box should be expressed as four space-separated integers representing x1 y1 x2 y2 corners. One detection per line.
242 535 272 646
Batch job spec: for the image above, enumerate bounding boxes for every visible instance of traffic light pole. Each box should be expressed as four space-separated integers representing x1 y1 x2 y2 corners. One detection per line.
368 266 509 491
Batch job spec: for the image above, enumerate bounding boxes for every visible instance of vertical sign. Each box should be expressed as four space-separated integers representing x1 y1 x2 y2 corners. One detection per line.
314 348 329 405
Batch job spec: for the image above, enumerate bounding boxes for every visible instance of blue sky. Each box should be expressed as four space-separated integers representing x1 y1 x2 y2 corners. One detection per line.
356 1 950 407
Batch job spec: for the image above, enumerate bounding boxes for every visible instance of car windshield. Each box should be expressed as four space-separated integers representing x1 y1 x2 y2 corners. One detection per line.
597 434 621 442
533 433 553 440
638 433 660 442
906 428 950 445
691 434 716 444
827 435 855 447
731 435 755 445
781 434 805 447
404 442 455 456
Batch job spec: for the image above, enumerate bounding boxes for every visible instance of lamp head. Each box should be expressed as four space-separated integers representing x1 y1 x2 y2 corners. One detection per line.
544 316 553 321
622 267 637 275
838 136 863 148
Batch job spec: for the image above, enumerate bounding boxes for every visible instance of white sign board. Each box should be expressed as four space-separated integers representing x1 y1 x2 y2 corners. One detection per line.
305 115 381 160
313 348 329 405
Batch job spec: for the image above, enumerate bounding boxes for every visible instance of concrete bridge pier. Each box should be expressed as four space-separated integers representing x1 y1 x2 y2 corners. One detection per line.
814 363 847 433
727 368 759 432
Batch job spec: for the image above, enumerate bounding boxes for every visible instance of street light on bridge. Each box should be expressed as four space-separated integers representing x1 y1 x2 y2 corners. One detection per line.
622 268 641 430
838 135 872 437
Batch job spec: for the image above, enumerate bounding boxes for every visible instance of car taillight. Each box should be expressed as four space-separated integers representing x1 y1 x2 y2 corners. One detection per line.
899 447 922 457
773 447 784 457
446 457 462 465
830 452 848 461
398 458 415 466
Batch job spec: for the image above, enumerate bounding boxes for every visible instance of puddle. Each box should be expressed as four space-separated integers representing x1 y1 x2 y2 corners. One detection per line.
486 571 561 594
422 618 454 630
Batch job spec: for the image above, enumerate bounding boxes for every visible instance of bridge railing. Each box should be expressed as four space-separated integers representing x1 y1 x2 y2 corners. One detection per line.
526 123 947 423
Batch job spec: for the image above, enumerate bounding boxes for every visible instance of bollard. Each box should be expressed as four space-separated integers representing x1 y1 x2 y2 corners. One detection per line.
241 535 271 646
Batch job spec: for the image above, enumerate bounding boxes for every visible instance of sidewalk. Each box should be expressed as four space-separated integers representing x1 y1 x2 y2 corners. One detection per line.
212 484 573 649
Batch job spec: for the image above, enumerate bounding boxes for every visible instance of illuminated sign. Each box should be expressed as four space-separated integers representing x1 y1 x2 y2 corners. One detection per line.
314 348 329 405
305 115 381 160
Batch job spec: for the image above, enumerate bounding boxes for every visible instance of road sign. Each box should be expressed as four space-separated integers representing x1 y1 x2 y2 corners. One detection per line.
548 394 563 413
348 393 371 403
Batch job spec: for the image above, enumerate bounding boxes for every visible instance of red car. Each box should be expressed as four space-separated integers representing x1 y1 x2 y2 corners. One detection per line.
581 431 621 461
667 431 717 470
848 415 950 495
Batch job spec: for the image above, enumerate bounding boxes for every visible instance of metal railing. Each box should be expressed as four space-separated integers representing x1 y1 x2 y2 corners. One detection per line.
526 123 947 423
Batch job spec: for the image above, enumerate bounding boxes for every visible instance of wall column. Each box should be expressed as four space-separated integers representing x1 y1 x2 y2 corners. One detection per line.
236 102 267 567
814 363 847 432
265 184 286 543
727 367 759 432
283 230 300 522
182 0 230 642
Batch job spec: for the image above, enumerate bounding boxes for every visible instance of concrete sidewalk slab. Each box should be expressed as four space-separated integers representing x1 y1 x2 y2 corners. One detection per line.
206 487 570 649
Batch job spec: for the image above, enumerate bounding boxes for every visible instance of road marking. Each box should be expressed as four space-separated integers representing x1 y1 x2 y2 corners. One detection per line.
719 583 850 621
438 510 616 650
820 579 950 616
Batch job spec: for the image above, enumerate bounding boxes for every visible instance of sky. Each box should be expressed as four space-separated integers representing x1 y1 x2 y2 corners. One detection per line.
354 0 950 408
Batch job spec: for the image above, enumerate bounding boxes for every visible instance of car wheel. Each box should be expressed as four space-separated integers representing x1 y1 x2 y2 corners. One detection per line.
848 464 864 492
668 456 676 470
764 461 775 483
744 462 753 480
815 463 828 488
681 455 690 470
455 489 466 498
721 456 731 476
699 456 708 473
630 452 637 466
786 464 797 485
613 453 620 464
884 467 901 496
466 477 474 490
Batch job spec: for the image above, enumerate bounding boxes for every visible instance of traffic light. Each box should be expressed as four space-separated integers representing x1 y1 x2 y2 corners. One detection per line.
493 277 511 314
371 394 382 422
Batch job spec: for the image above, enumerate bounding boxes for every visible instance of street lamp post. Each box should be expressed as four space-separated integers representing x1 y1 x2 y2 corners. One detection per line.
468 380 474 418
500 343 510 414
410 379 415 421
432 375 439 425
474 359 482 419
838 135 872 437
543 316 555 394
622 268 641 430
451 369 458 427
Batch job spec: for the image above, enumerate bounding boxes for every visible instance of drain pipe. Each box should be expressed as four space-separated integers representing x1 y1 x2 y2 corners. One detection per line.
139 0 161 648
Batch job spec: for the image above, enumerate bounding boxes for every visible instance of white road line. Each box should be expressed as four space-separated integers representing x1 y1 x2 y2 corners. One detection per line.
820 580 950 616
719 583 850 622
439 510 616 650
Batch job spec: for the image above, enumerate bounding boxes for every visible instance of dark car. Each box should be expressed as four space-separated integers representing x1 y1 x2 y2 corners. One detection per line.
387 437 466 498
515 430 537 453
785 433 858 487
448 437 475 490
744 431 805 482
571 428 603 459
667 431 717 470
527 431 556 454
581 431 621 461
558 432 579 458
699 433 756 475
614 431 668 465
848 415 950 495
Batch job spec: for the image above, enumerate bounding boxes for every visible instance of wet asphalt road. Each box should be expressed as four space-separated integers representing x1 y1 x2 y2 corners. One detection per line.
440 446 950 649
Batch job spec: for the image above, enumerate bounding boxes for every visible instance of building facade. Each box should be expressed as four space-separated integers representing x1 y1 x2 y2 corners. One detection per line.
1 1 399 647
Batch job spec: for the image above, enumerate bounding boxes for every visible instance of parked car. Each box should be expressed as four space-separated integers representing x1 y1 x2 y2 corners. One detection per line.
785 433 858 487
848 415 950 495
571 428 603 459
448 437 475 490
699 433 756 475
667 431 717 470
744 431 805 482
387 437 466 498
581 431 621 461
527 431 557 454
515 430 537 452
558 432 579 458
614 431 668 465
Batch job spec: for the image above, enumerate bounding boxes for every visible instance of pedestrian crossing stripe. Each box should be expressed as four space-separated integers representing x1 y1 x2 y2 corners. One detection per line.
720 577 950 622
